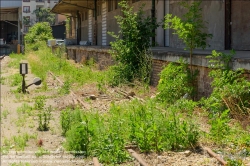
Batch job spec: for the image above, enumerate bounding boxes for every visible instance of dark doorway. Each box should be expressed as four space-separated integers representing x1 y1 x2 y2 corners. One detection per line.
225 0 231 50
51 24 66 40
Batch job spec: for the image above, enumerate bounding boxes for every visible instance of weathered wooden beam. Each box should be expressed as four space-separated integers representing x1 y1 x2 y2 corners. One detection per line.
93 157 100 166
204 147 227 166
127 149 149 166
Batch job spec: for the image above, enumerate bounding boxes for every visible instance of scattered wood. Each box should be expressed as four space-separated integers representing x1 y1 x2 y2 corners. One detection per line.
115 89 134 99
203 147 227 166
93 157 100 166
48 71 63 86
127 149 149 166
49 71 90 109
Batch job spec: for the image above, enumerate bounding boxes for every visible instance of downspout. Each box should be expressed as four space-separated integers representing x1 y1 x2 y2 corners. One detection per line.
151 0 155 46
94 0 97 45
163 0 165 47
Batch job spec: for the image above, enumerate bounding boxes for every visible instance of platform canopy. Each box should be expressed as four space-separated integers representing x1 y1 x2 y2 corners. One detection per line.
0 7 18 15
51 0 95 15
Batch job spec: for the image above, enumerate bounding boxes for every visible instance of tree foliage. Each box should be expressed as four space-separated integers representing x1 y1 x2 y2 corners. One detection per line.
23 16 31 26
33 8 55 25
24 22 53 43
108 0 159 85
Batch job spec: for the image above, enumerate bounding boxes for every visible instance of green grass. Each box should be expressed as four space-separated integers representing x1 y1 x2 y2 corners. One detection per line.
0 76 6 84
1 133 36 153
17 103 34 116
8 53 26 68
2 109 10 119
35 147 50 157
26 43 109 89
8 74 23 87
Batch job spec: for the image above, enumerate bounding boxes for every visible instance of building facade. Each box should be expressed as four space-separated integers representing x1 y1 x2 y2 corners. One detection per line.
22 0 66 33
0 0 22 44
52 0 250 51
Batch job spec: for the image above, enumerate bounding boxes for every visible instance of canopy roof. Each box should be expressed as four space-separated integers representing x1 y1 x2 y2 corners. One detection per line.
51 0 95 15
0 7 18 15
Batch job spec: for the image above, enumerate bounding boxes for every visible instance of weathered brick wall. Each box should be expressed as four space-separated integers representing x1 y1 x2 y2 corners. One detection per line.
193 65 213 99
66 46 250 99
150 59 168 86
151 60 213 98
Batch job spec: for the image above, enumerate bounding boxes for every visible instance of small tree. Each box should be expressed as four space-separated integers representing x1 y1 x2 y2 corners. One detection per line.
164 1 212 71
108 0 159 85
33 8 55 25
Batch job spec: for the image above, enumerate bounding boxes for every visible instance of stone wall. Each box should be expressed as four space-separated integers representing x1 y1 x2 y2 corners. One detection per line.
67 46 114 70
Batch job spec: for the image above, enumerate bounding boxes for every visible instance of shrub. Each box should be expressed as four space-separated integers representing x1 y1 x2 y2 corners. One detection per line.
205 50 250 122
24 22 53 44
157 60 194 105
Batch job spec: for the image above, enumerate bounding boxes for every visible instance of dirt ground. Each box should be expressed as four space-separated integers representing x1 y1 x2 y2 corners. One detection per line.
0 56 246 166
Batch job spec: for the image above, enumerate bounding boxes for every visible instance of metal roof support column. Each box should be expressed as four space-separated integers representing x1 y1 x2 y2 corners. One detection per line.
18 7 21 44
77 10 81 45
151 0 155 46
93 0 97 45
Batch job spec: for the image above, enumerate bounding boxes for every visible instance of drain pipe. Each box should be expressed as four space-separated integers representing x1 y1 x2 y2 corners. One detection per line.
151 0 155 46
163 0 165 47
94 0 97 46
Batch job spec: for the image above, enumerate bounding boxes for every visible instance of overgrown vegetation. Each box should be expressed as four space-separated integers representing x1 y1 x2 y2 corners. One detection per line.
205 50 250 123
24 22 53 51
108 0 158 85
4 0 248 165
157 59 195 105
61 99 199 163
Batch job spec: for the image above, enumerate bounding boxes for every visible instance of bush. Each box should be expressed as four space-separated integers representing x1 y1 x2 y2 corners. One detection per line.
205 50 250 121
157 61 194 105
24 22 53 44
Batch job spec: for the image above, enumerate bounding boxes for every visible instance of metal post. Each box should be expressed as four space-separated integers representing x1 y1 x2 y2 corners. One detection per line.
22 74 26 93
151 0 155 46
94 0 97 46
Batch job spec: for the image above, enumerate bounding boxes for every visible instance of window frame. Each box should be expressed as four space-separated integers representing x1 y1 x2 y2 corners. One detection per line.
23 6 30 13
24 26 30 33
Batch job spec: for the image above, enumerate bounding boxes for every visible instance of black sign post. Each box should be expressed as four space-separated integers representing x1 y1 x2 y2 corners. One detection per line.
20 62 28 93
